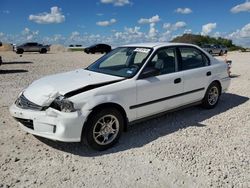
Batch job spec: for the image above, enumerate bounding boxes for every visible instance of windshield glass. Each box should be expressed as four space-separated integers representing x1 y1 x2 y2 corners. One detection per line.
87 47 152 78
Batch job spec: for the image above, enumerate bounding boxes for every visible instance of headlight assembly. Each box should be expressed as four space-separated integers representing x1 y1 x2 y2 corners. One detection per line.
50 95 75 112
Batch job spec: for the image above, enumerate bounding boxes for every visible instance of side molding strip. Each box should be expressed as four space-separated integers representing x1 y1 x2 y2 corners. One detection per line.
130 87 205 109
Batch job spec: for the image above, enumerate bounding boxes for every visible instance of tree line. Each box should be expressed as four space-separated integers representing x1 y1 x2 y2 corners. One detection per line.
171 34 244 51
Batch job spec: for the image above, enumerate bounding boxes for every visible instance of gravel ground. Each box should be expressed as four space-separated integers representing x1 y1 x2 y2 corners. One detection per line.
0 51 249 188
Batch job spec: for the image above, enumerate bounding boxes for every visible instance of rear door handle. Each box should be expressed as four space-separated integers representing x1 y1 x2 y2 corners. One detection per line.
174 78 181 84
207 71 212 76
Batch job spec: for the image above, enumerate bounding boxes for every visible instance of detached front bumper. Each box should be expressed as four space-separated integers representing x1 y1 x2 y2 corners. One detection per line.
220 77 231 93
9 104 87 142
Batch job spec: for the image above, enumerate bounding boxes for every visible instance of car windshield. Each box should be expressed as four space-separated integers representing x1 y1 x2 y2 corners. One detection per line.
87 47 152 78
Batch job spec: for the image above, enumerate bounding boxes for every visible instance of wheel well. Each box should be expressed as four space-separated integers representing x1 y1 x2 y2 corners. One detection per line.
211 80 222 95
88 103 128 132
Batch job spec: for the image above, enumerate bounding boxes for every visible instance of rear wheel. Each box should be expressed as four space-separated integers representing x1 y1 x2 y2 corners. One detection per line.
82 108 124 151
16 49 24 54
202 82 220 109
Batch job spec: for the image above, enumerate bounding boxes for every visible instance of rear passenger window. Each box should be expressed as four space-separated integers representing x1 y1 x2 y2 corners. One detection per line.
179 47 209 70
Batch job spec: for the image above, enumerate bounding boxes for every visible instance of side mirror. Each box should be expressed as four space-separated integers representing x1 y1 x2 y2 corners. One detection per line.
139 67 159 79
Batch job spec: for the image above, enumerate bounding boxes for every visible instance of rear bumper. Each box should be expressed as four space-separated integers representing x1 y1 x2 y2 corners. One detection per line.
220 77 231 93
9 104 87 142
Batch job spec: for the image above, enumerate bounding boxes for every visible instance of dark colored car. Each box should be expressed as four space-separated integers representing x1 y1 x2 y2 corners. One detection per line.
16 42 50 54
0 41 2 66
84 44 111 54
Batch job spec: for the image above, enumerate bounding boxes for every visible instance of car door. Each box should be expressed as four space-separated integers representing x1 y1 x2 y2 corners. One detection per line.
177 46 211 105
31 43 39 52
133 47 184 119
26 43 35 52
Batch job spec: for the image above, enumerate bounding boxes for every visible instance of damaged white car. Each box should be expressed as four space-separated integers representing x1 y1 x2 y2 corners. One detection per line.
10 43 230 150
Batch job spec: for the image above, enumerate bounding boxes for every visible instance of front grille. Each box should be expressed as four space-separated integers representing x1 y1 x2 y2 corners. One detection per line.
14 117 34 130
15 93 43 111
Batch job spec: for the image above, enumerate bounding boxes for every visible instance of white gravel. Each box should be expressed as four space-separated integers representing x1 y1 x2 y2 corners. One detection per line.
0 51 249 188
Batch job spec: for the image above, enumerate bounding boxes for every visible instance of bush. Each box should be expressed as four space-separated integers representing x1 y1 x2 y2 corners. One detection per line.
171 34 242 51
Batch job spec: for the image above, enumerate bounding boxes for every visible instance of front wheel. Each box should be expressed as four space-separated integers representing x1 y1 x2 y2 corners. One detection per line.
40 48 47 54
82 108 124 151
201 82 220 109
16 49 24 54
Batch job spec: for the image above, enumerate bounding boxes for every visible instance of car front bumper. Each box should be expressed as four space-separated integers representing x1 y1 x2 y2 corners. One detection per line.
9 104 87 142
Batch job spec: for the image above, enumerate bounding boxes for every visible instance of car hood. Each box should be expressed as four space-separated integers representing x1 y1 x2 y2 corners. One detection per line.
23 69 123 106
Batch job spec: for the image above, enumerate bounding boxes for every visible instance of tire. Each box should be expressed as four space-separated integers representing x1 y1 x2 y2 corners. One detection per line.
84 49 89 54
16 49 24 54
201 82 221 109
82 108 124 151
40 48 47 54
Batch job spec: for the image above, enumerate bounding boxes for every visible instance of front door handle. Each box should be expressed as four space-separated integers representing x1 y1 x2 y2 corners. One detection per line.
174 78 181 84
207 71 212 76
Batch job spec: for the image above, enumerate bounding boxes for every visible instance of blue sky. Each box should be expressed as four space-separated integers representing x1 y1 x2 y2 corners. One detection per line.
0 0 250 47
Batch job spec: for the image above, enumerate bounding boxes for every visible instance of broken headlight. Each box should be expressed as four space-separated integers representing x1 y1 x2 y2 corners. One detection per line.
50 95 75 112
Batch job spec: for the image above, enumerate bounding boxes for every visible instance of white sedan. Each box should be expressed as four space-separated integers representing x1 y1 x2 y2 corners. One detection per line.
9 43 230 150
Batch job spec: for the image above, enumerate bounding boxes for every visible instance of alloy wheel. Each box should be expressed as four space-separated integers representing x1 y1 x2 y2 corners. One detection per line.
93 115 119 145
208 86 219 105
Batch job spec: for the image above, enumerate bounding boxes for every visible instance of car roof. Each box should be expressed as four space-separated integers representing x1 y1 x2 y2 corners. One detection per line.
121 42 198 49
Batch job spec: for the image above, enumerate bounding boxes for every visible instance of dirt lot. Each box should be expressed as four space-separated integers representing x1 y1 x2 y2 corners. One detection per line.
0 51 249 188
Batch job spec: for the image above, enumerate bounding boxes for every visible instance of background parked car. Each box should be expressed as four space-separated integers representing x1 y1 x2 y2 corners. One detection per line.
201 44 227 56
0 41 2 66
16 42 50 54
84 43 111 54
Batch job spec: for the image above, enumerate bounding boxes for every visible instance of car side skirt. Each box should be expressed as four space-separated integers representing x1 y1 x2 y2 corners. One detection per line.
129 101 202 125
